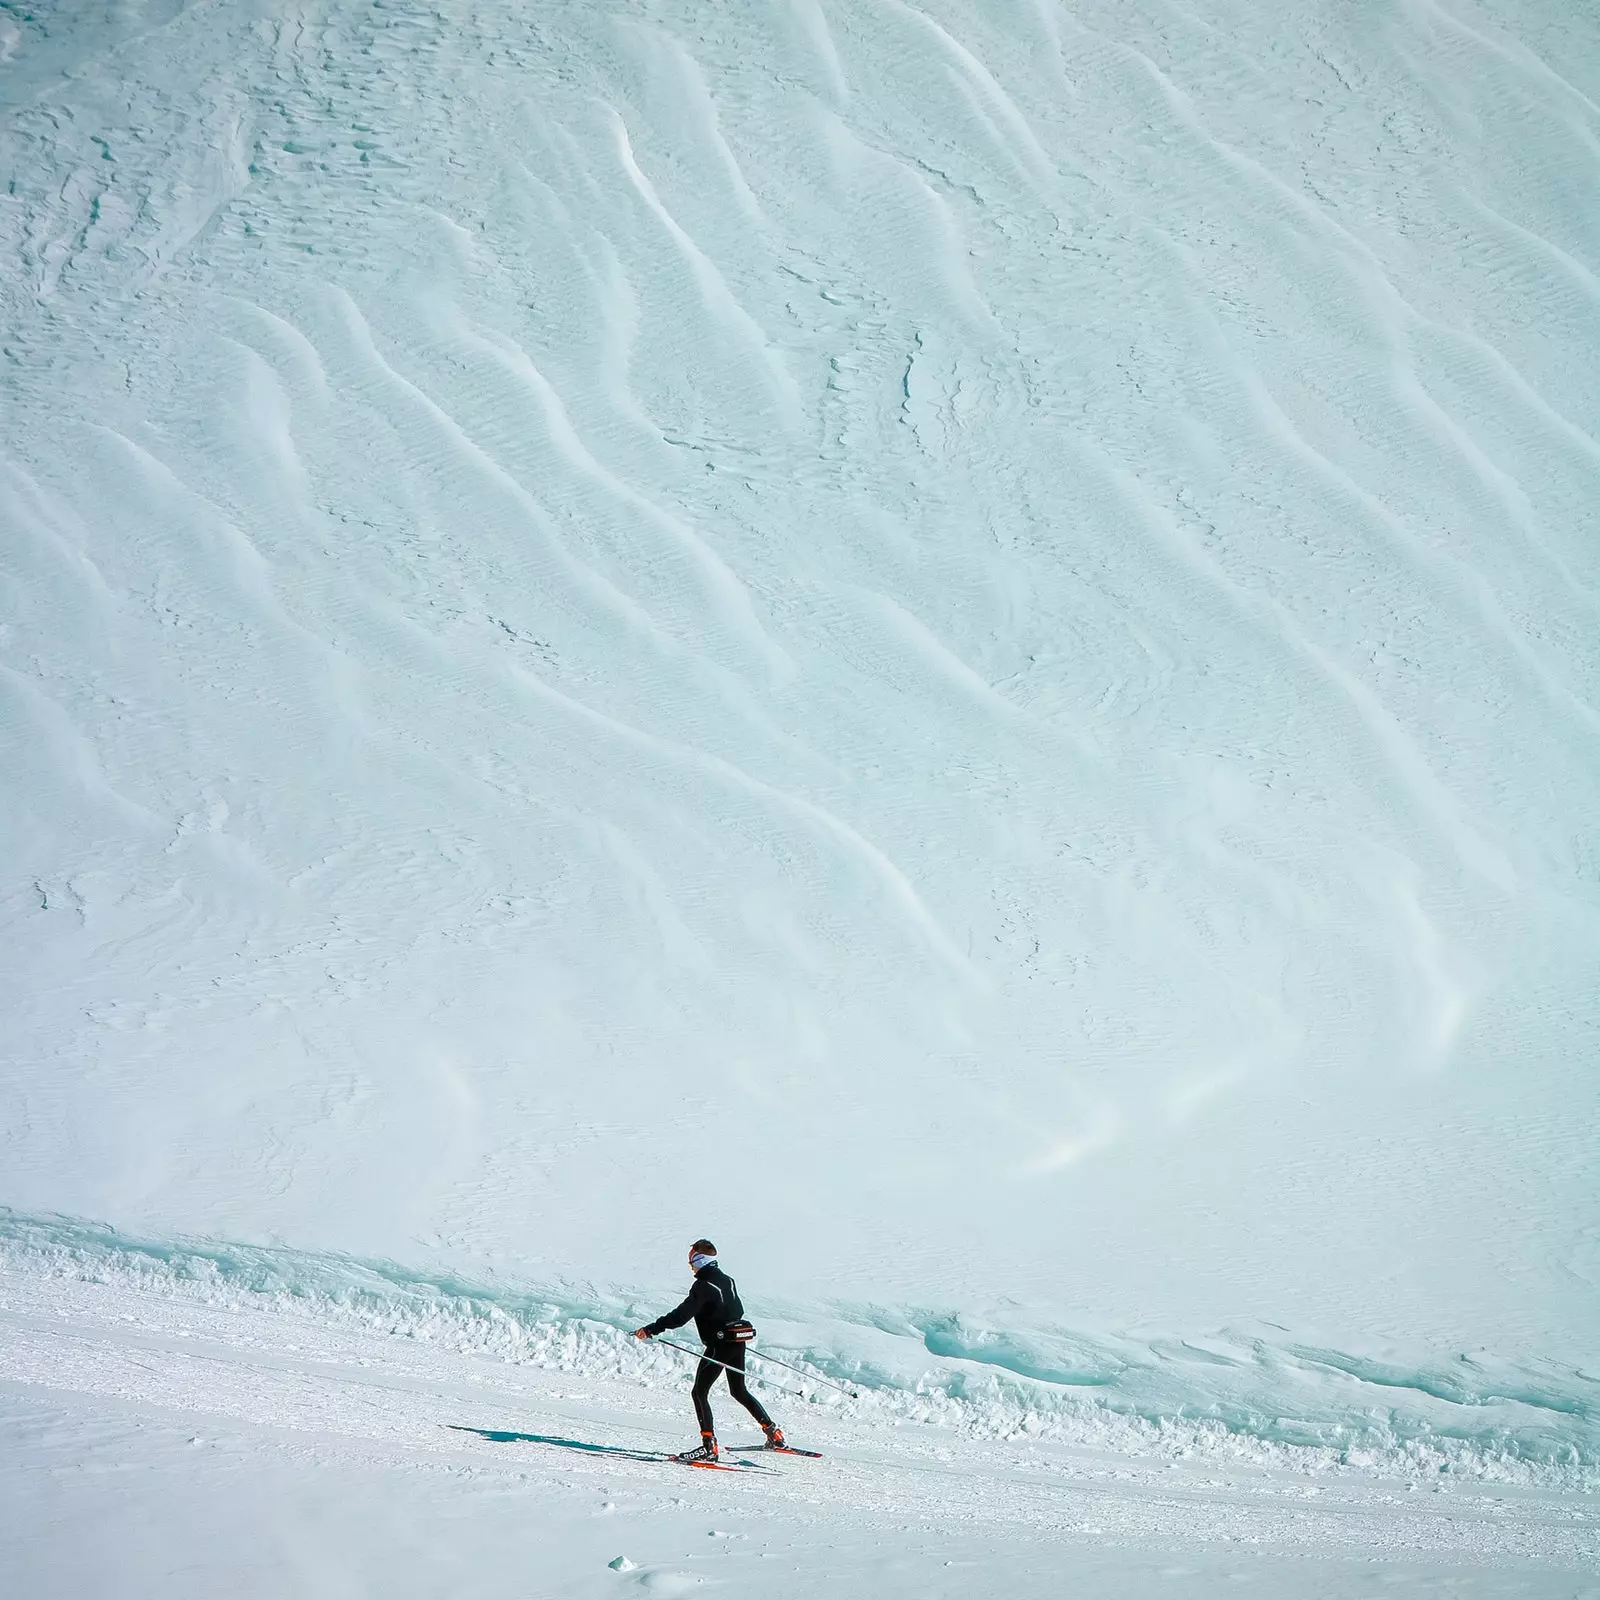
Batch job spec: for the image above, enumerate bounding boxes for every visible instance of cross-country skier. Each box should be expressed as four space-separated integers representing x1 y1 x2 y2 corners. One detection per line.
635 1239 785 1462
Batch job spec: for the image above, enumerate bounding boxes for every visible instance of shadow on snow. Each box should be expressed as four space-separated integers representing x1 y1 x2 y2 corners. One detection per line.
446 1425 663 1461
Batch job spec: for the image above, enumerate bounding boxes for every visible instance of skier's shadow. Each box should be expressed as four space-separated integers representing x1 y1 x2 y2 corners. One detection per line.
446 1425 659 1461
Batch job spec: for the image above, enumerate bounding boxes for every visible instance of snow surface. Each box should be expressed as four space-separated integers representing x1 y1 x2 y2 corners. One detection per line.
2 0 1599 1588
3 1260 1598 1596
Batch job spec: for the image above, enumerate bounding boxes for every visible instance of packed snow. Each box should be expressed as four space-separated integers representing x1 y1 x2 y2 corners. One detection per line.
2 0 1597 1590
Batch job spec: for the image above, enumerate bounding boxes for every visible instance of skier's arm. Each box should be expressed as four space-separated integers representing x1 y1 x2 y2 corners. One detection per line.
636 1280 708 1338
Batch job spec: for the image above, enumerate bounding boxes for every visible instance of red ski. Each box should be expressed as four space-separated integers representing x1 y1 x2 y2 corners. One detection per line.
671 1444 777 1473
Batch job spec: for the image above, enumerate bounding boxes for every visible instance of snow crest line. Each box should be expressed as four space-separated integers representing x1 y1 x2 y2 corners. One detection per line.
2 1211 1594 1489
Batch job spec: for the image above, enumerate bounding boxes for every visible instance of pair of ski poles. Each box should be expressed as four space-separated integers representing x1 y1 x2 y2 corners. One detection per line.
644 1333 861 1402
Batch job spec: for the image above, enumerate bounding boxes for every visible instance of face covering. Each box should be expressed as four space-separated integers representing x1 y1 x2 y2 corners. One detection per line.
689 1252 716 1272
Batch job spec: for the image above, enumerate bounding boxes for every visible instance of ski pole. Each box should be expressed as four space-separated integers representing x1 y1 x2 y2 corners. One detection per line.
743 1345 861 1400
645 1334 860 1401
646 1337 810 1401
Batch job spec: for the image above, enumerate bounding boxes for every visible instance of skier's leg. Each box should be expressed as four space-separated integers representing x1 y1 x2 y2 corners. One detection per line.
691 1353 723 1436
722 1344 774 1429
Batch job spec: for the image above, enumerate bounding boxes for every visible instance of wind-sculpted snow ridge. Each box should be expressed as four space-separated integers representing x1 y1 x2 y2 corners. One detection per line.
5 1211 1594 1490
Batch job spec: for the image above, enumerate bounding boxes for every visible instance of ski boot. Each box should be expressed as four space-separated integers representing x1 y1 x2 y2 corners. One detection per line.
674 1433 718 1464
761 1422 786 1450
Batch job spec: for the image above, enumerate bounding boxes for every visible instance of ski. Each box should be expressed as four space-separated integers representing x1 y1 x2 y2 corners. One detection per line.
670 1445 779 1473
726 1441 823 1458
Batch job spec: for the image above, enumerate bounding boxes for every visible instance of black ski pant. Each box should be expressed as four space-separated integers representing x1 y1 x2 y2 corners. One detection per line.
692 1340 771 1436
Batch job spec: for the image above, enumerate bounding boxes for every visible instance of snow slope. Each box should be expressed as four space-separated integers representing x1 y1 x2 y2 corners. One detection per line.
2 0 1599 1585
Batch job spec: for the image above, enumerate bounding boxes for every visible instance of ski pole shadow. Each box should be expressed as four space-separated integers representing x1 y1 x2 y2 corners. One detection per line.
446 1425 661 1461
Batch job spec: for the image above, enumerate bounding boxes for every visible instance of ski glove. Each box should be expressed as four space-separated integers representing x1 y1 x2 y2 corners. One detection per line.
634 1327 652 1339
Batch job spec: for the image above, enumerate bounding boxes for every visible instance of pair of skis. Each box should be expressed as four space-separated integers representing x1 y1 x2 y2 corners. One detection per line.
674 1440 822 1472
450 1424 820 1475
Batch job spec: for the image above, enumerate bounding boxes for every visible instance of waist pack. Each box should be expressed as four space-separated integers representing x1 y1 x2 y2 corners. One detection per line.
722 1320 756 1343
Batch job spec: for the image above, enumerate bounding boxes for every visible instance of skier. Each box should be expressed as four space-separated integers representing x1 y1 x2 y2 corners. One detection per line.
635 1239 785 1462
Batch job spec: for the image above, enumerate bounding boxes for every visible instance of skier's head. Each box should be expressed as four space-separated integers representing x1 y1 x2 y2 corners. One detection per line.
688 1239 716 1272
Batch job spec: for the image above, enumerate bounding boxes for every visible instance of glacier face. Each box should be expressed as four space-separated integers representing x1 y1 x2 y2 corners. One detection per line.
2 0 1597 1375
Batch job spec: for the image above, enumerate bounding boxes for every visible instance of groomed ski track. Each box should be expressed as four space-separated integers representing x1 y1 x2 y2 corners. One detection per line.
4 1265 1596 1597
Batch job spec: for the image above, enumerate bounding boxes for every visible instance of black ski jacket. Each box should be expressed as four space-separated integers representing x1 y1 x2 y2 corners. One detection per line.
643 1263 746 1347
